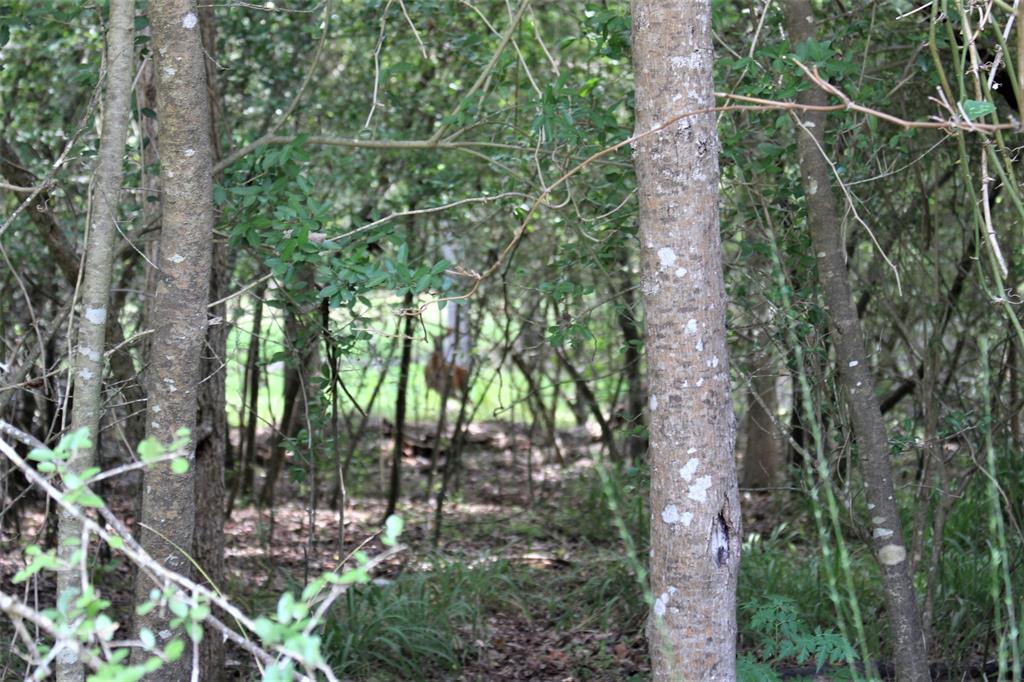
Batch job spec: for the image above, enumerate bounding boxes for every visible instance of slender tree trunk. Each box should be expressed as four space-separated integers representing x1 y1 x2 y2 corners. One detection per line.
227 281 266 516
553 344 620 461
783 2 929 678
259 303 317 509
632 2 741 678
615 245 647 461
132 2 215 678
384 293 415 521
58 3 134 680
741 353 784 489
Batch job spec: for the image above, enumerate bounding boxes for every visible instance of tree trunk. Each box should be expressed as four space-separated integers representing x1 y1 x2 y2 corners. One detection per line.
384 293 415 521
192 8 227 677
783 2 930 679
615 245 647 461
132 2 215 678
741 353 784 489
632 2 741 679
58 3 134 680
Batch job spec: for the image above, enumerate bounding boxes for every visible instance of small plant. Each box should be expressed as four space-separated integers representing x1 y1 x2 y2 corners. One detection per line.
741 595 855 676
323 557 520 679
2 427 404 681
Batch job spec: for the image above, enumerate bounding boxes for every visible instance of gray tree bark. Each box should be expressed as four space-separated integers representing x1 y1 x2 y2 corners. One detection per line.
132 2 215 678
58 3 134 680
783 1 930 679
632 2 741 679
192 7 227 678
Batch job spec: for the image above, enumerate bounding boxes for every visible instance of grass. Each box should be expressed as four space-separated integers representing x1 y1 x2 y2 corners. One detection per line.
322 558 522 680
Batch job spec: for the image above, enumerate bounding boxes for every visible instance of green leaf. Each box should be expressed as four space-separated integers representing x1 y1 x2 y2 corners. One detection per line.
139 628 156 649
383 515 403 547
962 99 996 121
170 458 189 475
137 437 163 463
168 596 189 619
163 639 185 662
277 592 296 624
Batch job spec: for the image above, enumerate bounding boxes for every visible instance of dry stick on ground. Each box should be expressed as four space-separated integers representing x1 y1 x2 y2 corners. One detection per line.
783 1 930 679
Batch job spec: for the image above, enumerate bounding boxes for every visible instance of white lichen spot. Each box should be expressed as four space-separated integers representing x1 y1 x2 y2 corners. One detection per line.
856 381 863 387
687 475 712 502
685 319 698 335
679 457 699 482
675 267 688 278
871 516 886 525
653 592 669 617
57 648 77 665
164 66 177 78
680 511 693 526
169 253 186 264
152 405 162 413
867 503 876 510
816 251 826 258
848 360 859 368
151 421 160 429
661 505 681 524
78 368 94 381
878 544 907 565
695 337 704 352
711 356 719 368
80 346 101 362
159 629 173 641
184 148 196 157
873 527 894 539
696 377 705 387
649 395 658 411
182 12 198 29
687 447 697 454
657 247 677 269
808 178 818 195
84 307 107 325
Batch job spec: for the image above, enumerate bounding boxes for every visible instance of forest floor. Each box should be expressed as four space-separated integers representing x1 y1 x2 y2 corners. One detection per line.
0 420 781 681
223 419 654 681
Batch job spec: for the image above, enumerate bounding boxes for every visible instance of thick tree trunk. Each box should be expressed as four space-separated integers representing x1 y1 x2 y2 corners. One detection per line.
58 3 134 680
132 2 215 678
632 2 741 679
783 2 930 679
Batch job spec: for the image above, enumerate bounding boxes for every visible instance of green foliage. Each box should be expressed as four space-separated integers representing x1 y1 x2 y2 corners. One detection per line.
323 558 519 679
743 596 854 671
